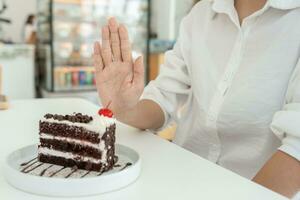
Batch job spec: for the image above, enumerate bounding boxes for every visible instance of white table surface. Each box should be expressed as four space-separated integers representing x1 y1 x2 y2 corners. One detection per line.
0 98 288 200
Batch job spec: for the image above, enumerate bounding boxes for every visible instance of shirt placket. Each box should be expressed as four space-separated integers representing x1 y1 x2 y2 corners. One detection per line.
206 20 254 163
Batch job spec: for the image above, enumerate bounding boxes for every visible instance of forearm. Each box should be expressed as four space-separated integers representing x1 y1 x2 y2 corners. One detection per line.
253 150 300 198
115 99 165 130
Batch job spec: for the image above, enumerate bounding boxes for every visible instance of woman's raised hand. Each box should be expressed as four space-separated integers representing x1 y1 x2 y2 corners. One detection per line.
93 17 145 115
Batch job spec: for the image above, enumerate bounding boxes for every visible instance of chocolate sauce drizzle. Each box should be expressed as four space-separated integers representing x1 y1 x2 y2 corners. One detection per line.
20 158 132 178
21 161 38 172
39 164 54 176
20 157 37 166
49 167 67 177
23 163 44 174
97 171 105 176
81 171 91 178
65 169 78 178
119 162 132 171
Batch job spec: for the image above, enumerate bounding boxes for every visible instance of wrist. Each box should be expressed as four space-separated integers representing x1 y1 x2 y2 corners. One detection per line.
113 104 138 123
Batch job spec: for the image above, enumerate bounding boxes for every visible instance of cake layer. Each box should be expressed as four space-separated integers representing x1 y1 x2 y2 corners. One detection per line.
40 138 103 159
41 114 116 135
40 133 106 149
38 154 107 172
40 122 116 144
38 147 103 164
40 121 100 143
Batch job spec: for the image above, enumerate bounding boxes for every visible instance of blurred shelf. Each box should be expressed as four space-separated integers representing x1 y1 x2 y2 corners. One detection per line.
54 85 96 92
54 66 94 69
37 0 150 93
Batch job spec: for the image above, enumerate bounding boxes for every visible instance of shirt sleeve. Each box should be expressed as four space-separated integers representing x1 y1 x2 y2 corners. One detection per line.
271 57 300 161
141 15 193 131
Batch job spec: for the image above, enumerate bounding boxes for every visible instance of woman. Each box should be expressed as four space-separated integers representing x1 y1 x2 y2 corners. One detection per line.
93 0 300 198
23 14 36 44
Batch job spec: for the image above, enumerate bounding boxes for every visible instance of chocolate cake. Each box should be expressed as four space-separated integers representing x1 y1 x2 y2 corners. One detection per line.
38 113 116 172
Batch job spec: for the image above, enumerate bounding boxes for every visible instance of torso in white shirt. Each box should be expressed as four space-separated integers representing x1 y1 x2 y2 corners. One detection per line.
142 0 300 178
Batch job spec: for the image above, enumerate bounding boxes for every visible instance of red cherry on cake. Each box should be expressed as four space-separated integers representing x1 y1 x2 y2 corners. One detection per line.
98 108 113 118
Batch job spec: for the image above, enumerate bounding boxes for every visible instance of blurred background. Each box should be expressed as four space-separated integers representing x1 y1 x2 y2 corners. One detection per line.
0 0 200 138
0 0 202 101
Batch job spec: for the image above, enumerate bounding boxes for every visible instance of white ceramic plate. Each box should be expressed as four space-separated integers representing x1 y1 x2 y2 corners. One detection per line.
4 144 141 197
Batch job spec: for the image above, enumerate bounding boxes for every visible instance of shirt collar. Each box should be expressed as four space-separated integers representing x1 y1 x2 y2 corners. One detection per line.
209 0 235 19
268 0 300 10
208 0 300 27
209 0 300 12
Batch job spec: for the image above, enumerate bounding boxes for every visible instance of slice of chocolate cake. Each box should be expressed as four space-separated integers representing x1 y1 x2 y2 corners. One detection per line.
38 113 116 172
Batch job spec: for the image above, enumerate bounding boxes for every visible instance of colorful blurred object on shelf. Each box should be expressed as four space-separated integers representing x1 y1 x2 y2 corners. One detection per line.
54 67 96 91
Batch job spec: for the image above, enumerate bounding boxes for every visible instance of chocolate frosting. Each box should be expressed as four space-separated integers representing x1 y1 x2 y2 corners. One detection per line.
44 113 93 123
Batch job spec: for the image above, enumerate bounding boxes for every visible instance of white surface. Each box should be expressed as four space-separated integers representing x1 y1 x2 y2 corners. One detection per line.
0 98 288 200
0 44 35 99
4 144 141 197
41 88 99 105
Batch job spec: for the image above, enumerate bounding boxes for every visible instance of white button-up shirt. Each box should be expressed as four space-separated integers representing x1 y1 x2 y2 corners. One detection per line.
142 0 300 178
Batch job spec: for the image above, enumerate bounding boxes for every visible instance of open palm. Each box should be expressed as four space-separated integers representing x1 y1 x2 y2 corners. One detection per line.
93 18 144 115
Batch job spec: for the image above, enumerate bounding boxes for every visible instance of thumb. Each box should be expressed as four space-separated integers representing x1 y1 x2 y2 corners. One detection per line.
133 56 144 81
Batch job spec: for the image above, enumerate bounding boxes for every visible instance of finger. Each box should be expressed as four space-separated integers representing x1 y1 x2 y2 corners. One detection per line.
133 56 144 83
119 24 132 63
102 25 112 67
93 42 104 72
108 17 122 61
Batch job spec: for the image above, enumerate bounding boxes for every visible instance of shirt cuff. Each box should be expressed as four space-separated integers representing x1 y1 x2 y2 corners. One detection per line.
292 192 300 200
279 136 300 161
271 105 300 161
140 82 171 132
